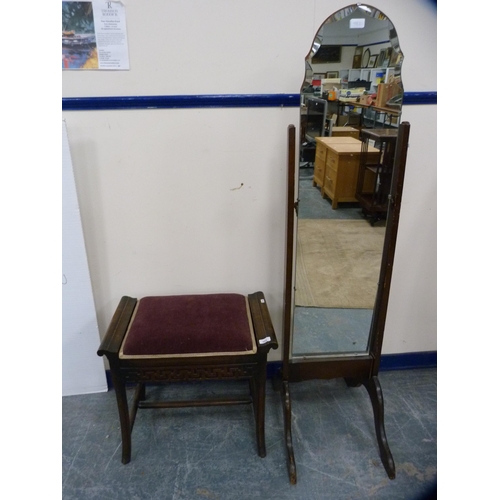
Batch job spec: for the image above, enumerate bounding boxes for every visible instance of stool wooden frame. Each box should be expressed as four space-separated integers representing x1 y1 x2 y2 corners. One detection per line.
98 291 278 464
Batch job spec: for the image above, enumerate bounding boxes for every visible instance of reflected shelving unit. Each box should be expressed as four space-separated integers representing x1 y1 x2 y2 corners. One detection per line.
339 66 396 94
356 128 399 225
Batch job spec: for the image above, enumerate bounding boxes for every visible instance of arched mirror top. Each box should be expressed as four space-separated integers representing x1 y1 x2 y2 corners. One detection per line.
301 4 404 110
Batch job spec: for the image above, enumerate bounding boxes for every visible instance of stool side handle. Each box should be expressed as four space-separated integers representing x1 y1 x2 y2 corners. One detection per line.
248 291 279 353
97 296 137 358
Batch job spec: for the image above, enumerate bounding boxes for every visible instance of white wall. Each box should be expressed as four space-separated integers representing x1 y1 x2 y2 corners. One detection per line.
62 120 108 395
62 0 437 363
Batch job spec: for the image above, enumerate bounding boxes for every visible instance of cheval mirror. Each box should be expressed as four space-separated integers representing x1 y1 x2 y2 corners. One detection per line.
279 4 410 485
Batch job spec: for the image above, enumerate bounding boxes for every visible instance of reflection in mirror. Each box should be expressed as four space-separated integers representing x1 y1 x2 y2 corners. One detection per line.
292 5 403 359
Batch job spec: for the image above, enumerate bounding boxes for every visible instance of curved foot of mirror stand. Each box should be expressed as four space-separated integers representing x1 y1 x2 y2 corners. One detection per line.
281 380 297 484
362 376 396 479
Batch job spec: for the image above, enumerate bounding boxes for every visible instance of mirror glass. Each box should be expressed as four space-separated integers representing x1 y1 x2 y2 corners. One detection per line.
292 4 403 359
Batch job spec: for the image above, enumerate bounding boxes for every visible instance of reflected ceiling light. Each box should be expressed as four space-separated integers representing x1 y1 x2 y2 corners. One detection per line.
350 18 366 29
311 38 321 55
357 4 372 12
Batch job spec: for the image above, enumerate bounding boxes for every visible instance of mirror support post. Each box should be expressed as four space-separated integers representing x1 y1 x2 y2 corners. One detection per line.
368 121 411 374
280 124 297 484
283 124 296 382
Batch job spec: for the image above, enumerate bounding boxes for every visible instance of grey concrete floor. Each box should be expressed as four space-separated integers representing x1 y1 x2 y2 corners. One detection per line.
62 368 436 499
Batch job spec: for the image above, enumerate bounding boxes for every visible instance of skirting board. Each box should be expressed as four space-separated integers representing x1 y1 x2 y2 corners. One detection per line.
104 351 437 389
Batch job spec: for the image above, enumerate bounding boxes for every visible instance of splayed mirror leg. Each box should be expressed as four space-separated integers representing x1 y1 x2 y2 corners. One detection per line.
362 375 396 479
281 380 297 484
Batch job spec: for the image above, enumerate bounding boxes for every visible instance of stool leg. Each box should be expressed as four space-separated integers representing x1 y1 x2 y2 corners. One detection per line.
254 362 267 458
138 383 146 401
110 370 132 464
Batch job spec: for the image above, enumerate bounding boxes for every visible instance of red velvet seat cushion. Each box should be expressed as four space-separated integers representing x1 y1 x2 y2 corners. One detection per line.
120 293 256 358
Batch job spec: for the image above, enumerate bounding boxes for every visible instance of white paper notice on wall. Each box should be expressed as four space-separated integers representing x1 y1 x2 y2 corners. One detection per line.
62 120 108 396
62 1 130 70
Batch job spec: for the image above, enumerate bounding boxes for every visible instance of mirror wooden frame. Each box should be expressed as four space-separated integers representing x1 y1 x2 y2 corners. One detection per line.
280 121 411 485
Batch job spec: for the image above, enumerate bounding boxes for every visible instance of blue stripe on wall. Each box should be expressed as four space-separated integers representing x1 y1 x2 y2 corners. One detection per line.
379 351 437 371
62 93 300 111
62 91 436 111
402 91 437 105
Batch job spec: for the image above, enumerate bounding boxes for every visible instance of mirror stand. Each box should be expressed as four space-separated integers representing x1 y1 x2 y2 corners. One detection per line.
280 122 411 484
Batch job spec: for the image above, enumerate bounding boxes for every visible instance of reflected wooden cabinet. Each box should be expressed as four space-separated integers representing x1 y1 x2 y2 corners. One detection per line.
312 138 328 188
313 137 379 209
330 126 360 139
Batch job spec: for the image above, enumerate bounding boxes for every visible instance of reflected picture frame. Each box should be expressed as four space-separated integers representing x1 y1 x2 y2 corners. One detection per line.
383 47 393 67
389 48 401 67
352 46 363 68
379 49 387 66
362 48 371 68
312 73 326 83
368 54 378 68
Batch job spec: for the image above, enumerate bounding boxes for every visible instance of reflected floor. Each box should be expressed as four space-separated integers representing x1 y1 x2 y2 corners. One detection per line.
293 306 373 355
295 164 380 356
298 166 364 220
